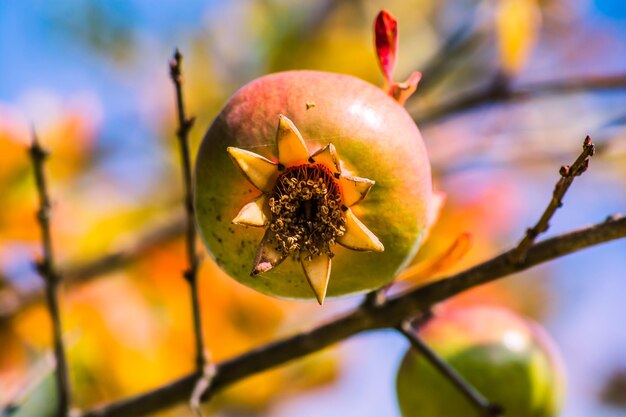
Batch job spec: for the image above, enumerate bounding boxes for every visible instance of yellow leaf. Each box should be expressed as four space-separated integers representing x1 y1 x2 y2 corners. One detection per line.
495 0 542 75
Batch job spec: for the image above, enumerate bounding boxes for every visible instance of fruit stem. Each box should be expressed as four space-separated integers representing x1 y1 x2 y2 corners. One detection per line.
397 319 503 417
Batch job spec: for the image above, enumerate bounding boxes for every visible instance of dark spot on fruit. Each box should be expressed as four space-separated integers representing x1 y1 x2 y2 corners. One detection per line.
216 215 222 222
217 237 223 243
306 101 316 110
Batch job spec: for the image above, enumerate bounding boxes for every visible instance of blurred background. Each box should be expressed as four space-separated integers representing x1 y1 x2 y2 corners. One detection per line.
1 0 625 416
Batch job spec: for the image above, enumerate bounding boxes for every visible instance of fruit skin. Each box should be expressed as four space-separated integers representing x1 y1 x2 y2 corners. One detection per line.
194 70 432 300
396 306 565 417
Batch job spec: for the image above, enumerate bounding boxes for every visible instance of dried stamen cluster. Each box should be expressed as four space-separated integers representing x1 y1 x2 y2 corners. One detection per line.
268 164 346 260
225 114 384 304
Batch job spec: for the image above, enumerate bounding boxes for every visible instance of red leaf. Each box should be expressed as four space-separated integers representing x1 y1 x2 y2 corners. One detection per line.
374 10 398 84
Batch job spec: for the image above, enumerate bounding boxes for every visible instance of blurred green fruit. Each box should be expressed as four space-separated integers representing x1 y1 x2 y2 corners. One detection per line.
396 306 565 417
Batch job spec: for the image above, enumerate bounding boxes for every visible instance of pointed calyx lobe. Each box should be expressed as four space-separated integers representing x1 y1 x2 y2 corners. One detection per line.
227 115 384 304
276 115 309 166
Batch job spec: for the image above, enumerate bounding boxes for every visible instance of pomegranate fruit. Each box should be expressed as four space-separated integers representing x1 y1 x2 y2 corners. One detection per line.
194 70 431 303
396 306 565 417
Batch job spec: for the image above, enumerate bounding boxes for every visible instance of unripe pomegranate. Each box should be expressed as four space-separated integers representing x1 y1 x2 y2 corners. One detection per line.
194 11 432 303
396 306 565 417
194 70 431 303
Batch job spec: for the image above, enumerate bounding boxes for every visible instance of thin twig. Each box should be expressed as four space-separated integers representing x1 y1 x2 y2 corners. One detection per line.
78 214 626 417
415 73 626 124
29 133 72 417
397 320 503 417
169 49 208 373
509 136 595 263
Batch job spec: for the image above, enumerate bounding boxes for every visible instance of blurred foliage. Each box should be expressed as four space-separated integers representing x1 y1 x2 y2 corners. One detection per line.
1 0 625 416
495 0 541 75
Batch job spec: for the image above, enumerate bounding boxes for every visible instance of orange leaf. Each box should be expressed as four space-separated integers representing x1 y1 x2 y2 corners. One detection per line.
397 233 473 283
374 10 398 84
